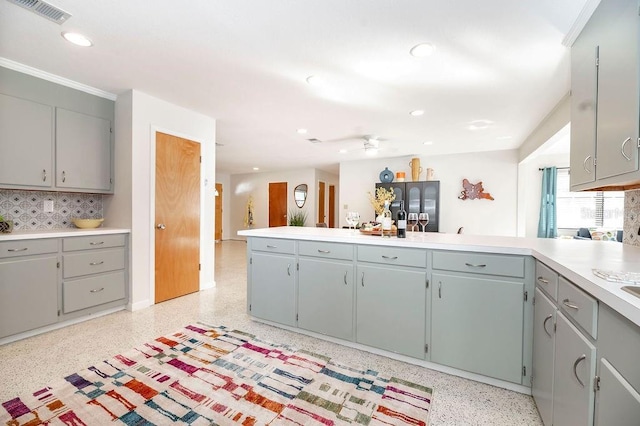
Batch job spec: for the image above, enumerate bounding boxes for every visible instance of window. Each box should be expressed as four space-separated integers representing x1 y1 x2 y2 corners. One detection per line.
556 168 624 229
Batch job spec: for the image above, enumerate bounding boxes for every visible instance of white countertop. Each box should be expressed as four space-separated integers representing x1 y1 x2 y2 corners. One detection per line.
239 227 640 328
0 227 131 241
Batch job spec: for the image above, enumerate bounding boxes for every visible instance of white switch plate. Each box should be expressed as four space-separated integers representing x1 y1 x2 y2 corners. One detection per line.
344 204 348 209
44 199 54 213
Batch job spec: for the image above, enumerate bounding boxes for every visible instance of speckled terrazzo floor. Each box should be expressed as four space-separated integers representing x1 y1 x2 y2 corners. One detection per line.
0 240 543 425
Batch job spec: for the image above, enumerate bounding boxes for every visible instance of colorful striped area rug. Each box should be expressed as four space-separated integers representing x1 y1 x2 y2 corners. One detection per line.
0 324 433 425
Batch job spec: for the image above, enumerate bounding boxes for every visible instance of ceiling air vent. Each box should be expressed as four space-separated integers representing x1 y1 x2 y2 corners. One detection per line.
6 0 71 24
307 138 322 144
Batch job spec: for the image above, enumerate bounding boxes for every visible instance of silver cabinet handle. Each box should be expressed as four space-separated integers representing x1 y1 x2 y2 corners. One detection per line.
42 169 47 182
361 272 365 287
8 247 28 252
344 271 348 285
90 261 104 266
382 255 398 260
156 224 166 230
438 281 442 298
266 245 277 248
621 137 632 161
62 170 66 182
318 249 330 253
537 276 549 285
90 287 105 293
465 263 486 268
89 241 104 245
583 155 592 173
563 299 579 310
543 314 553 338
573 354 587 387
287 264 291 276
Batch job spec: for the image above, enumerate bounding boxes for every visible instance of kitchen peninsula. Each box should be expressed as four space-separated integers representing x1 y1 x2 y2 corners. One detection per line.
239 226 640 405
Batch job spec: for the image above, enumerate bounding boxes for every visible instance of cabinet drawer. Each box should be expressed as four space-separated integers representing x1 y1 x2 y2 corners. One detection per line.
63 248 125 278
432 251 524 278
558 276 598 339
0 239 58 259
251 237 295 254
358 245 426 268
299 241 353 260
535 261 559 301
63 234 125 252
63 270 126 314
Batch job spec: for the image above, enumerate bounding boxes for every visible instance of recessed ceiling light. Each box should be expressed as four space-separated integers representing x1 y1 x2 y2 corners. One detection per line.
468 120 494 130
365 148 378 156
423 141 433 145
61 31 93 47
410 110 424 117
410 43 435 57
339 149 348 154
297 128 308 134
252 167 260 171
306 75 321 85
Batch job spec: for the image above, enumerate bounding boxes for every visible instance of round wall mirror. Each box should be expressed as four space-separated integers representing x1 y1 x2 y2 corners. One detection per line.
294 184 308 208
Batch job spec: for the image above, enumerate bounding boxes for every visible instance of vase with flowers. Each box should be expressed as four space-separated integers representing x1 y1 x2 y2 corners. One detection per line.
368 187 396 222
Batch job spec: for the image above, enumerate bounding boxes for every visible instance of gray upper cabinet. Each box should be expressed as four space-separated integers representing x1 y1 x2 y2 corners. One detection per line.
570 0 640 190
0 94 53 188
56 108 112 192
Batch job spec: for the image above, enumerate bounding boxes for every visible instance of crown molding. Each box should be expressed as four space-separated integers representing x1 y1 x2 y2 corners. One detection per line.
0 57 117 101
562 0 602 47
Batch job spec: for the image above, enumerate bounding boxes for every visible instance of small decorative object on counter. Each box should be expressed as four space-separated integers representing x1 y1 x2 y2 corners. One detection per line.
397 201 406 238
0 215 13 233
381 201 392 237
368 187 396 216
379 167 394 183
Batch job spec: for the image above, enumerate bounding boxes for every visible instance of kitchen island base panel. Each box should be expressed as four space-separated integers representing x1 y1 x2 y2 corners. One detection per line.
250 316 532 395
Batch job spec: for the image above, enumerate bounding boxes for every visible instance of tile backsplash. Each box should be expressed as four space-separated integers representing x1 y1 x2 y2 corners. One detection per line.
0 190 103 230
624 189 640 246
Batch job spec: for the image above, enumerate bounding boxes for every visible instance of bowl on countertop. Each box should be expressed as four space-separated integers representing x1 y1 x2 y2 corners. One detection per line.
72 218 104 229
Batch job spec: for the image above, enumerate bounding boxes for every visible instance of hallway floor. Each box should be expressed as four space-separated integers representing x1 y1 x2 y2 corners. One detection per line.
0 240 542 425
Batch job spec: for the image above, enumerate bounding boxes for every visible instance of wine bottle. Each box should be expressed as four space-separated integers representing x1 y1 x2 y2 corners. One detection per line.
381 200 392 238
397 200 406 238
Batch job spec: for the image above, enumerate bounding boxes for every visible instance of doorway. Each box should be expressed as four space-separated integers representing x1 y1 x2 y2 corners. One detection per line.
215 183 223 241
269 182 288 227
318 181 326 225
329 184 336 228
154 132 201 304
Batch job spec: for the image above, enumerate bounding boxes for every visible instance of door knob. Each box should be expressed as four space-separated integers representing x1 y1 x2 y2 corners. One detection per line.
156 223 166 230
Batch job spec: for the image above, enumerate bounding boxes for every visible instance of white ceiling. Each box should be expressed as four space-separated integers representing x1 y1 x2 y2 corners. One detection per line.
0 0 591 175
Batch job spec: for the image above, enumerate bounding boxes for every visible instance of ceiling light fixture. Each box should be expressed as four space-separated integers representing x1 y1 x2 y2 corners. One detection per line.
339 149 347 154
410 43 435 57
305 75 320 85
468 119 494 130
410 110 424 116
365 148 378 156
252 167 260 171
61 31 93 47
297 128 308 134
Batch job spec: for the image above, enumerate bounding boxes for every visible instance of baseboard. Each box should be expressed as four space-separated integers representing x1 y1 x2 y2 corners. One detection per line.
128 299 151 312
201 281 216 290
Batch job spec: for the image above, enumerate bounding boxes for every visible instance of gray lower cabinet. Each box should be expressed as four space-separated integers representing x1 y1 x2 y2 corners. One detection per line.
595 359 640 426
431 271 524 383
250 252 296 327
532 288 556 426
356 263 426 359
298 257 353 340
552 312 597 426
0 255 58 338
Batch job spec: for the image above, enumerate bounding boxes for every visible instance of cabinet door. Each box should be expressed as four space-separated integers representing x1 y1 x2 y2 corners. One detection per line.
532 288 556 426
406 182 439 232
569 28 597 187
594 0 639 180
298 258 353 340
595 358 640 426
250 252 296 326
56 108 112 191
0 94 53 188
0 256 58 338
356 264 426 359
431 272 524 383
552 312 596 426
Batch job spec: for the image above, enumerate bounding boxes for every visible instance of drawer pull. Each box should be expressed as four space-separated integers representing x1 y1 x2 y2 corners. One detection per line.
543 314 554 338
90 287 105 293
573 354 587 387
583 155 592 173
7 247 28 252
438 281 442 299
465 262 486 268
90 261 105 266
318 249 331 253
563 299 580 310
267 245 277 248
89 241 104 246
621 137 632 161
42 169 47 182
62 170 66 183
344 271 348 285
537 276 549 284
287 264 291 276
361 272 365 287
382 255 398 260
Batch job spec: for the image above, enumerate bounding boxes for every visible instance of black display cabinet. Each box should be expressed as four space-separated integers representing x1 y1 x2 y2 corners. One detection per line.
375 181 440 232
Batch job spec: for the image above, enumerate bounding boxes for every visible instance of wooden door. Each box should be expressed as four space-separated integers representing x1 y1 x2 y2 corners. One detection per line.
215 183 223 241
269 182 287 226
328 185 335 228
155 132 200 304
318 181 326 224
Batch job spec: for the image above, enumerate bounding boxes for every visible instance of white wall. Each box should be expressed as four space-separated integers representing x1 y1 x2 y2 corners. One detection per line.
215 172 231 240
108 89 216 311
315 169 339 226
340 150 520 236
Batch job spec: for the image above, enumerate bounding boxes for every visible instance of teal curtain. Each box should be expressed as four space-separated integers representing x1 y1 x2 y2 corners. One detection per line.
537 167 557 238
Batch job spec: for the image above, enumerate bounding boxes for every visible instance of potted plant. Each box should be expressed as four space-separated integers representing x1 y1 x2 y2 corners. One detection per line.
0 214 13 233
288 209 307 226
